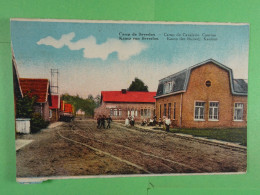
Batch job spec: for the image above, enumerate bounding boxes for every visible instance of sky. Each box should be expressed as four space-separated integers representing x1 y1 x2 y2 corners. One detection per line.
11 19 249 98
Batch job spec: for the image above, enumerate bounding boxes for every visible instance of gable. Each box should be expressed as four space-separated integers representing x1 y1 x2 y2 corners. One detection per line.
155 59 248 98
19 78 49 103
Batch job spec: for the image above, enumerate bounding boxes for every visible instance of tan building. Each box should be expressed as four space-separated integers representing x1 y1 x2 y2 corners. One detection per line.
94 90 156 121
155 59 247 128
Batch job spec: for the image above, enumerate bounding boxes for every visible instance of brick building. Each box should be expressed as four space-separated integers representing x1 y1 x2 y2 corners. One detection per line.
94 90 156 121
19 78 52 121
155 59 247 128
49 95 60 122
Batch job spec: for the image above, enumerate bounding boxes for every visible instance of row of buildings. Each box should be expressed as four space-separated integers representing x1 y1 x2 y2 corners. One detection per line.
13 53 74 133
94 59 247 128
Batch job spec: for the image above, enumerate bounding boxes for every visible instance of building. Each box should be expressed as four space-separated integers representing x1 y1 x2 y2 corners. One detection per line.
19 78 52 121
155 59 247 128
49 94 60 122
94 90 156 121
76 109 85 116
12 49 23 117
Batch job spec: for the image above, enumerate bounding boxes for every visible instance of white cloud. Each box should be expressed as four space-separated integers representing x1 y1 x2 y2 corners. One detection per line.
37 32 148 61
37 32 75 49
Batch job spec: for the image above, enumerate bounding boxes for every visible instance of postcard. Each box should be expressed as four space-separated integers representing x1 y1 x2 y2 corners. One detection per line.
11 19 248 183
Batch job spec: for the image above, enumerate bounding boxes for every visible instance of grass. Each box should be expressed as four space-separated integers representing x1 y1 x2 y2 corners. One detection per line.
169 128 247 146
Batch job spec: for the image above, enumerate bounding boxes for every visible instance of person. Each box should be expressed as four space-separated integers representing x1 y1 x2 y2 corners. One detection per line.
131 116 135 127
148 118 154 126
125 117 130 127
106 115 112 129
153 115 157 126
165 117 171 132
101 115 106 129
158 118 162 127
97 115 101 128
141 118 147 126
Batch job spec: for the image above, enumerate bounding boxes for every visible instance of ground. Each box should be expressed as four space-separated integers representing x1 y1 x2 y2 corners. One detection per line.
16 118 247 178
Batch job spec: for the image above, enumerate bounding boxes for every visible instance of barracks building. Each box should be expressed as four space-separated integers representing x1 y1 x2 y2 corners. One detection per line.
94 90 156 121
155 59 248 128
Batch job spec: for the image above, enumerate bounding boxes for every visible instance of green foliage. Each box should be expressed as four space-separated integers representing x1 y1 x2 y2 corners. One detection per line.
169 128 247 146
30 113 49 134
61 93 99 117
128 77 148 92
16 92 49 133
16 93 37 118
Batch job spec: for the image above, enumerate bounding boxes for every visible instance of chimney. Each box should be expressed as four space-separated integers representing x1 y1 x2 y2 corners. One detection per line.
121 89 127 94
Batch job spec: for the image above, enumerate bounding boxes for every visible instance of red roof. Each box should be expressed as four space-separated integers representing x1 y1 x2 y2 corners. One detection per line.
60 100 73 113
19 78 49 103
50 95 60 109
101 91 156 103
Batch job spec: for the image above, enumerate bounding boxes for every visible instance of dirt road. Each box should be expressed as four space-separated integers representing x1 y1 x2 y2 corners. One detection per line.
16 119 246 177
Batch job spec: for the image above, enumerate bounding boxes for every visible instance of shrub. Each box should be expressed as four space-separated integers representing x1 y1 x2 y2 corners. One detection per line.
30 113 49 134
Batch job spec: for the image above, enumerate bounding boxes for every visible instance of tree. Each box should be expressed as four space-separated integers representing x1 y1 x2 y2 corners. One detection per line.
128 77 148 92
94 95 101 107
16 92 49 133
61 94 98 117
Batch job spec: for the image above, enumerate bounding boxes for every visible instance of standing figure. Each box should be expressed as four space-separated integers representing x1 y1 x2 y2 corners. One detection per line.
131 116 135 127
158 118 162 127
106 115 112 129
153 115 157 126
97 115 101 128
165 117 171 132
125 117 130 127
101 115 106 129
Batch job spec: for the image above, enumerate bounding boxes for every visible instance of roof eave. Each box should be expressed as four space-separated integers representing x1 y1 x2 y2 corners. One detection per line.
154 90 186 99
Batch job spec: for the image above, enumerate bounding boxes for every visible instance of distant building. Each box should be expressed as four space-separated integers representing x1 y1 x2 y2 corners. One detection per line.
155 59 247 128
19 78 52 121
49 95 60 122
76 109 85 116
94 90 156 121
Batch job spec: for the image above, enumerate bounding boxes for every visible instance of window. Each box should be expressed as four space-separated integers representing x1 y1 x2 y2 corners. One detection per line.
141 109 144 116
114 109 118 116
131 109 135 117
49 110 52 118
194 102 205 120
234 103 243 121
110 109 114 116
164 104 167 116
118 109 122 116
209 102 219 120
164 81 174 94
147 109 151 117
173 102 176 120
144 109 147 116
135 110 138 117
205 80 211 87
159 105 161 118
168 103 171 118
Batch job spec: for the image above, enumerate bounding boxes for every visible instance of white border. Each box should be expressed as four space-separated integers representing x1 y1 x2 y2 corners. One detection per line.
10 18 249 26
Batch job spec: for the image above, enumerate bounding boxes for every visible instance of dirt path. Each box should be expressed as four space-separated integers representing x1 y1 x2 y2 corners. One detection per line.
16 119 246 177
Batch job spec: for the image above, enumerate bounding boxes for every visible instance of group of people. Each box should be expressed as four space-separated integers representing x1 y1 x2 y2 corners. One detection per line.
97 114 171 132
96 115 112 129
141 115 171 132
125 116 135 127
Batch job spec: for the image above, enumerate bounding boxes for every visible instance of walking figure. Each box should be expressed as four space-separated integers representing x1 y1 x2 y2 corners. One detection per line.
106 115 112 128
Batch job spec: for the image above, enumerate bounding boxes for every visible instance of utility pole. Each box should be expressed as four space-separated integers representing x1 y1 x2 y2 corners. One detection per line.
50 69 59 94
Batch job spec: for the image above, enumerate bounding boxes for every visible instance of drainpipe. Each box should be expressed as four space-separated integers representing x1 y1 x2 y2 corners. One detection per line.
180 93 183 128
